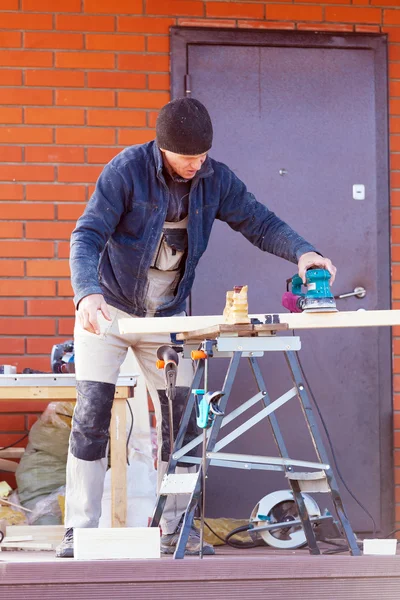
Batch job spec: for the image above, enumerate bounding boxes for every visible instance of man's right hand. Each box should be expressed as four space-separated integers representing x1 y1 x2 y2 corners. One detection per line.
77 294 112 335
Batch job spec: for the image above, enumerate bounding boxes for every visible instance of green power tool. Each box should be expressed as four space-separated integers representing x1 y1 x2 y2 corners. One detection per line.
283 268 337 313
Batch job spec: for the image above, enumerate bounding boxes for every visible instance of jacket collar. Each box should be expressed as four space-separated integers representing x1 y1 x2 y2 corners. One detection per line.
152 141 214 183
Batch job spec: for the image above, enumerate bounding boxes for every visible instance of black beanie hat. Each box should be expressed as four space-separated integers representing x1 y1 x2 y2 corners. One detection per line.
156 97 213 156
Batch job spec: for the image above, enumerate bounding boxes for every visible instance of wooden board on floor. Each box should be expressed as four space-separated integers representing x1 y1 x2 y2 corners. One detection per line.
5 525 65 547
74 527 161 560
119 309 400 335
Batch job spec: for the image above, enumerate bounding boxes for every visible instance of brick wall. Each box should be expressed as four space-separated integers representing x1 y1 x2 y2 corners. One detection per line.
0 0 400 524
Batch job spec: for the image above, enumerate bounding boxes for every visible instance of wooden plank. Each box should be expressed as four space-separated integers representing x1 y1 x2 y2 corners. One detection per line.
176 322 288 341
0 448 25 459
0 385 131 401
0 458 18 472
119 309 400 335
0 542 53 551
74 527 160 560
6 525 64 546
110 399 127 528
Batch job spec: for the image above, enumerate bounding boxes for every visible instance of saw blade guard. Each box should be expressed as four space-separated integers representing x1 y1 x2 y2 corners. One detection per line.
250 490 321 549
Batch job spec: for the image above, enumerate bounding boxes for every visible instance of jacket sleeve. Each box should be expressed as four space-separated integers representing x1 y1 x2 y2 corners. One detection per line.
217 166 319 264
70 163 131 307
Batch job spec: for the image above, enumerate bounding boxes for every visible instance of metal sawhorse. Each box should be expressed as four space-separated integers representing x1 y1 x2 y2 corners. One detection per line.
150 322 360 558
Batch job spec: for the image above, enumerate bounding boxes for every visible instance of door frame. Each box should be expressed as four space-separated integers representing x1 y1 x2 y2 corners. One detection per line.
170 27 393 534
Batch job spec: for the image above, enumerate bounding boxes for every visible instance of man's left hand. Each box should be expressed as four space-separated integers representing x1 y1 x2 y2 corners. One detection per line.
298 252 337 285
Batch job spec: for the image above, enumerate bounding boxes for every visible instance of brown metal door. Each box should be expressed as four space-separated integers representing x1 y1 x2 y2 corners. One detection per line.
172 30 391 534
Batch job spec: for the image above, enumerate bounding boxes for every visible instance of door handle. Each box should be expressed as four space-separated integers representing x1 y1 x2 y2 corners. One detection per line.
334 286 366 300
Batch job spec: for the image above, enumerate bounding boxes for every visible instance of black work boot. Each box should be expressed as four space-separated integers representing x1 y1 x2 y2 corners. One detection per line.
56 527 74 558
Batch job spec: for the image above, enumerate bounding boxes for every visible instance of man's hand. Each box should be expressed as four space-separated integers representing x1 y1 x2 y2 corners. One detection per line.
298 252 337 285
77 293 112 335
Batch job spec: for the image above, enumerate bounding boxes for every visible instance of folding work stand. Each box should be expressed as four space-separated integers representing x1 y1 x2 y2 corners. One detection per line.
151 322 361 558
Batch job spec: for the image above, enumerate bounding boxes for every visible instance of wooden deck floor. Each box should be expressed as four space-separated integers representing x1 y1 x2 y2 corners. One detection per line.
1 544 400 599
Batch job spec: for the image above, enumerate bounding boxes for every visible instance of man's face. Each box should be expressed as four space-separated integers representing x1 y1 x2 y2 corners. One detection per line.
161 149 207 180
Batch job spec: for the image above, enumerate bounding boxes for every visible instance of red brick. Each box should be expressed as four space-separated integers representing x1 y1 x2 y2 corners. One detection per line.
59 318 74 335
393 246 400 262
0 165 54 182
118 53 169 72
84 0 142 13
58 242 71 258
385 10 400 26
391 64 400 80
0 433 29 448
56 127 116 145
25 146 85 164
0 262 24 277
326 7 381 24
56 14 115 32
0 88 52 105
0 415 25 432
266 4 323 21
355 25 381 33
392 191 400 206
27 415 39 428
25 32 84 50
58 165 103 183
0 298 24 314
147 111 159 128
0 185 23 200
87 109 146 127
147 36 169 53
207 2 263 19
87 71 146 89
0 0 19 8
0 340 25 356
0 32 22 48
0 279 55 297
0 318 55 335
25 108 85 126
373 0 400 5
395 375 400 393
391 101 400 116
391 81 400 98
295 0 350 3
27 299 74 316
118 91 169 108
118 16 175 33
146 0 203 17
56 52 115 70
27 259 70 277
87 147 121 164
56 89 115 107
23 0 81 9
148 73 170 91
26 337 66 355
297 22 353 32
392 172 400 188
392 154 400 171
0 107 22 124
0 356 51 372
26 70 85 88
0 402 47 414
118 129 155 145
0 50 52 68
0 69 22 85
26 222 74 240
395 393 400 410
57 205 85 220
0 146 22 161
384 28 400 44
0 241 53 258
0 13 53 30
0 223 22 238
57 280 74 297
26 185 86 202
178 18 236 28
390 46 400 62
86 34 145 51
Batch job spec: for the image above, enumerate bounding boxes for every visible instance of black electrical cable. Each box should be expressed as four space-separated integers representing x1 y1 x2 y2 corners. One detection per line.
0 432 29 451
293 337 377 536
126 399 134 466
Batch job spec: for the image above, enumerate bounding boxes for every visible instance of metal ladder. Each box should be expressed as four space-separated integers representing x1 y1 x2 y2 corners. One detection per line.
150 333 361 558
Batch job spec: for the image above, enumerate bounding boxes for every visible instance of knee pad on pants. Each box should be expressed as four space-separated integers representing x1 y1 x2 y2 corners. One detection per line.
70 380 115 461
159 386 199 463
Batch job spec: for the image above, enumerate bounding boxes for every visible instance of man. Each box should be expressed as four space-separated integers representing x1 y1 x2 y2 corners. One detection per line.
56 98 336 558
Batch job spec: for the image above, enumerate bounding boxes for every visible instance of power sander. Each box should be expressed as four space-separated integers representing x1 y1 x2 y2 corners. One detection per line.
282 268 337 313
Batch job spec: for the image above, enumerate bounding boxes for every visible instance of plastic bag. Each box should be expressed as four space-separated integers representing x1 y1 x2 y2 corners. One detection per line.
15 402 73 514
